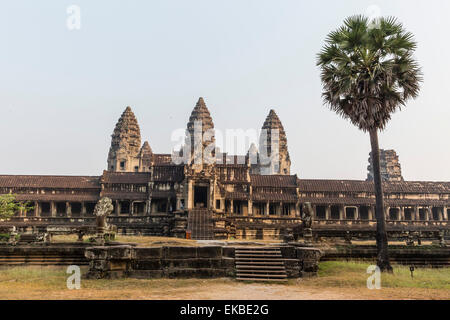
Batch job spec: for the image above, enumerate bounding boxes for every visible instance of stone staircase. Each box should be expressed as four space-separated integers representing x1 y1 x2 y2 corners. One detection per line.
187 208 214 240
234 247 288 282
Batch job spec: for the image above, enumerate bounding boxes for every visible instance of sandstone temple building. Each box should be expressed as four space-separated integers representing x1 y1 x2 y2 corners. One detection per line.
1 98 449 239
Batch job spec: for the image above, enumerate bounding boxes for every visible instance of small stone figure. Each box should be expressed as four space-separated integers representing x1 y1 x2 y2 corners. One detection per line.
302 202 314 244
282 228 294 243
93 197 114 245
302 202 313 229
344 231 352 245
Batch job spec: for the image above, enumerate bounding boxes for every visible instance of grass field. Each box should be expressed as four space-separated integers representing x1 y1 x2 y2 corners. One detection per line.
0 261 448 300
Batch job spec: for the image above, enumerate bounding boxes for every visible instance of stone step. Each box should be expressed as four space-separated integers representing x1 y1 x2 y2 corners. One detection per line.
235 250 281 254
235 257 285 261
236 269 287 274
235 247 281 251
235 277 288 282
236 261 285 266
236 273 287 278
235 254 282 258
236 265 285 270
234 246 287 281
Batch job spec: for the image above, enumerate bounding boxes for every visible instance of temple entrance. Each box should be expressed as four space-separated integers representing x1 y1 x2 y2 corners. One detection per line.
194 186 208 209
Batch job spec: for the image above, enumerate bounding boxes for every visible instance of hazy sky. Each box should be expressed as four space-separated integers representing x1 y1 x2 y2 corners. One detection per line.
1 0 449 181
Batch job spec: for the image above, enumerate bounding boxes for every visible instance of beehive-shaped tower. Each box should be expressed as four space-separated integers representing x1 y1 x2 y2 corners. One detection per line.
107 106 142 172
258 109 291 175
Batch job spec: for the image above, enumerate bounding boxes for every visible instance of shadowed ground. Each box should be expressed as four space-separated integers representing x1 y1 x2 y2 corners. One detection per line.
0 261 448 300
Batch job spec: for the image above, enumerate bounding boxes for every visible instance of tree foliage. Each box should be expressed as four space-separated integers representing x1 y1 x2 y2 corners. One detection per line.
0 194 33 220
317 15 422 131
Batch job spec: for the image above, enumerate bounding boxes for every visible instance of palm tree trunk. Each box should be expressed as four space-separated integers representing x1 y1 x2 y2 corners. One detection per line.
369 129 393 272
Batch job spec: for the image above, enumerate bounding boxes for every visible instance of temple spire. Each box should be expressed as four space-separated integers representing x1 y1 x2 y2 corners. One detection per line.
185 97 215 165
258 108 291 175
107 106 142 171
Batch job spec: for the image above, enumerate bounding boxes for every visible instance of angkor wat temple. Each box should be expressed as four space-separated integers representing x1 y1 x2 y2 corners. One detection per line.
1 98 449 239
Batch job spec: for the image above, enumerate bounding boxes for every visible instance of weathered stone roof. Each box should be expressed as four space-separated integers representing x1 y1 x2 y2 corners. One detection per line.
0 175 100 189
298 179 450 194
101 172 150 184
250 175 298 188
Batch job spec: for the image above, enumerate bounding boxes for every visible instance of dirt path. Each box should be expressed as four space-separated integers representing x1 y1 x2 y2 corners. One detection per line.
3 281 448 300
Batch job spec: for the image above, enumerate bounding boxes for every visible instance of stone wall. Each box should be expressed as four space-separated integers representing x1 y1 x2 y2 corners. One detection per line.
84 244 323 279
322 246 450 267
0 243 89 266
85 245 235 279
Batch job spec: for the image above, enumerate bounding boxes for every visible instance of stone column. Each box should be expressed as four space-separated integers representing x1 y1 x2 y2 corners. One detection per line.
444 207 448 221
400 207 405 221
209 181 214 210
34 201 40 217
325 205 331 220
439 207 444 221
295 202 300 217
248 200 253 216
130 201 134 216
146 199 152 215
81 202 87 217
230 200 234 214
66 202 72 218
280 202 283 216
426 207 431 221
115 200 120 215
368 206 374 220
266 202 270 216
415 206 420 221
51 201 56 217
339 205 344 220
187 181 193 210
355 206 360 220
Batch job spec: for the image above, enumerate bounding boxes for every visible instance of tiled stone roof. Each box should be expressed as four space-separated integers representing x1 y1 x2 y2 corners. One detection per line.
252 193 298 202
14 193 99 202
0 175 100 189
100 172 150 184
298 179 450 194
250 175 298 188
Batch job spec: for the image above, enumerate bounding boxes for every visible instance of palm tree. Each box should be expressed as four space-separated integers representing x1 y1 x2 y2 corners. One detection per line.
317 15 422 272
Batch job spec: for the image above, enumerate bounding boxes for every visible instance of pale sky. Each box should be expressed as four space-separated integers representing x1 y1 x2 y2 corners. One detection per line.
1 0 449 181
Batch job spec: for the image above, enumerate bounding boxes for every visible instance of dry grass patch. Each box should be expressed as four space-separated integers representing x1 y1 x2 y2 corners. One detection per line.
1 262 449 300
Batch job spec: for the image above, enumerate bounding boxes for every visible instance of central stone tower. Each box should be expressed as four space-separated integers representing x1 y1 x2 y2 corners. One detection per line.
258 109 291 175
185 97 216 166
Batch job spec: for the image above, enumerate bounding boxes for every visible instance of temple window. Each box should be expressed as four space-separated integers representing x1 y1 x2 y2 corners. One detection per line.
316 205 326 219
404 208 414 220
331 205 340 219
360 206 369 220
419 208 426 220
120 201 130 214
41 202 51 216
56 202 67 216
345 207 356 220
71 202 82 216
389 208 400 220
